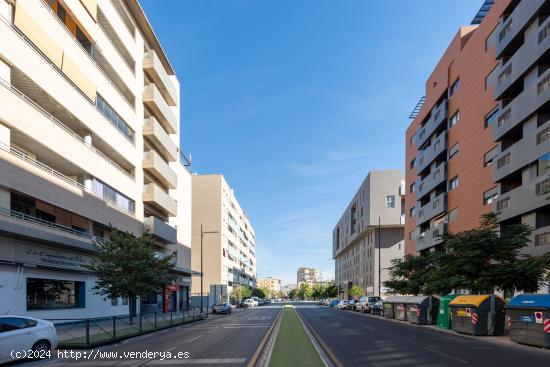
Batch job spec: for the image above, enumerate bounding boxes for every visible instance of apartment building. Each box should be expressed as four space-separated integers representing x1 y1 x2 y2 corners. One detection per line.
332 171 405 298
296 267 319 287
490 0 550 264
404 0 509 255
191 175 256 297
0 0 194 318
257 277 281 295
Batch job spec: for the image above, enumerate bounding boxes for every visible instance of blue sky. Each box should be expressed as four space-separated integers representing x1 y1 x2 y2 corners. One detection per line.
141 0 483 285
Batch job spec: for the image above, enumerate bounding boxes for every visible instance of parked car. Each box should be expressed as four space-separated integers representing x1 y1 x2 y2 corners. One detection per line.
371 300 384 316
212 303 232 314
355 296 367 312
364 297 382 313
243 299 256 308
336 300 348 310
347 300 356 310
0 316 58 364
330 299 339 307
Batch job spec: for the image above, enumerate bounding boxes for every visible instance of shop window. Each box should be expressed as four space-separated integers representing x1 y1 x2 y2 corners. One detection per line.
27 278 85 310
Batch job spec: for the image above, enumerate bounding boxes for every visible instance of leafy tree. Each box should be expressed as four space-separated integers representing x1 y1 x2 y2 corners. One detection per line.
384 252 440 295
323 284 338 298
347 285 363 299
312 285 325 300
288 288 298 300
86 228 176 322
251 287 266 299
432 213 550 294
232 285 252 303
258 286 272 299
297 283 313 300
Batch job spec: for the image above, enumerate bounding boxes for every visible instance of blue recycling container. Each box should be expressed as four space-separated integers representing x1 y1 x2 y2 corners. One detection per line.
506 294 550 348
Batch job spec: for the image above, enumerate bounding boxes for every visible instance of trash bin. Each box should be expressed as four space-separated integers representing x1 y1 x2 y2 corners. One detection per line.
405 296 440 325
383 296 410 321
449 295 506 336
506 294 550 348
437 294 458 330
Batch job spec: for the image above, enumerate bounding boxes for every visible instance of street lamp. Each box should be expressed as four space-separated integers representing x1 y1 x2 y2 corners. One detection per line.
378 216 382 297
200 224 218 313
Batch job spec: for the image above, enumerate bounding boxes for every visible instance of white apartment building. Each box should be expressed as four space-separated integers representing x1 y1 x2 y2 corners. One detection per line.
333 171 405 299
296 267 320 287
0 0 194 318
191 175 256 298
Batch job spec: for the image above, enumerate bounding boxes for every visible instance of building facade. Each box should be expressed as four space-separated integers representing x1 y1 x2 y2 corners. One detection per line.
191 175 256 297
404 0 509 255
0 0 194 318
332 170 405 298
296 267 319 286
257 277 281 296
491 0 550 265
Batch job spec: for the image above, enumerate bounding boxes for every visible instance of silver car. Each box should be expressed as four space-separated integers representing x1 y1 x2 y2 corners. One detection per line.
212 303 232 314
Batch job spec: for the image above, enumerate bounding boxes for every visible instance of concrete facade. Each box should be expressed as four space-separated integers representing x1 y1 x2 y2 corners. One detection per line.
296 267 320 287
257 277 281 296
0 0 193 318
190 175 256 297
332 171 405 298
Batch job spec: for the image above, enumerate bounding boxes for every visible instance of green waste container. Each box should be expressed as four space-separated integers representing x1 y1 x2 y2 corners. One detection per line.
449 295 506 336
437 294 458 330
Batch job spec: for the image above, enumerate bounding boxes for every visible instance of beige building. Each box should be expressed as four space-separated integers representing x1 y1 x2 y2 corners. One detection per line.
333 171 405 299
0 0 194 318
257 277 281 295
191 175 256 297
296 267 320 286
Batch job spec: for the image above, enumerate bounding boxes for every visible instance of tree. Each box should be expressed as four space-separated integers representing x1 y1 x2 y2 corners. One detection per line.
231 285 252 303
384 252 440 296
323 284 338 298
432 213 550 295
297 283 313 300
347 285 363 299
258 286 272 299
85 228 176 322
288 288 298 300
251 287 266 299
312 285 325 300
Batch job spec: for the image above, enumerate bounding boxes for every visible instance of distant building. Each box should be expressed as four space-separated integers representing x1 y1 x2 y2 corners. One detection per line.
332 171 405 299
257 277 281 295
281 283 296 295
296 267 320 286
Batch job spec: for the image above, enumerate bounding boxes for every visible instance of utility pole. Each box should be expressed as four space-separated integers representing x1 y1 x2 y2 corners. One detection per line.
378 216 382 298
200 224 218 314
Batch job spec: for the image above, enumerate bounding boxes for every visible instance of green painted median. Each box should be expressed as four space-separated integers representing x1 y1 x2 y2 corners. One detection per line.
269 306 324 367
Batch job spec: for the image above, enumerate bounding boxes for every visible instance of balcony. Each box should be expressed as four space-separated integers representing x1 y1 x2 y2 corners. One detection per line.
495 0 546 58
416 222 447 252
494 14 550 99
415 132 447 174
494 173 550 222
416 193 447 226
143 50 177 107
493 118 550 182
415 162 447 201
494 66 550 140
144 216 177 244
143 117 178 162
143 150 177 189
414 101 447 148
143 183 177 217
143 84 177 134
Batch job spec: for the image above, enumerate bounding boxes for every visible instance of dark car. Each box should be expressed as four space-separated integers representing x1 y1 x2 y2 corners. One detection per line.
364 296 381 313
212 303 232 314
371 300 384 316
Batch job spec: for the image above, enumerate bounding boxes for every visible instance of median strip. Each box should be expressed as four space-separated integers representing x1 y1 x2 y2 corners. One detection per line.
267 306 325 367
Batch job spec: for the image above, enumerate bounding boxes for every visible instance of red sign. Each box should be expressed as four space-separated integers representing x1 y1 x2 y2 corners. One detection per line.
535 312 543 324
166 284 180 292
544 319 550 333
471 312 478 325
506 315 512 328
415 306 421 317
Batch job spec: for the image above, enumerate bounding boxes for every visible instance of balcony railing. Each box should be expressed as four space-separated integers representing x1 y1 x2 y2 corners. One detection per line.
0 206 104 244
0 78 134 181
0 142 135 215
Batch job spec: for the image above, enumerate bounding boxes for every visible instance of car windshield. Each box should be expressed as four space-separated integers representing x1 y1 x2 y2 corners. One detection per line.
368 297 379 302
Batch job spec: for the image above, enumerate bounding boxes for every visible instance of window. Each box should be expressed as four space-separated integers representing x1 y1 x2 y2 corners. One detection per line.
27 278 85 310
484 107 500 129
449 79 460 97
449 111 460 128
448 208 459 223
410 206 416 217
111 298 119 306
484 146 499 166
449 176 459 191
0 317 32 333
449 143 459 160
92 179 135 213
410 182 416 193
385 195 396 208
483 188 499 205
410 158 416 169
96 95 134 142
538 152 550 176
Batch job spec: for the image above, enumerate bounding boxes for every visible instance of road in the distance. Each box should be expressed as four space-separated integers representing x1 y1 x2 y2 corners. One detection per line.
297 304 550 367
14 305 282 367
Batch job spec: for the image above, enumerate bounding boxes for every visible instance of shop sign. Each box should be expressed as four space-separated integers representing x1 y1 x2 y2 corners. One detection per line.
14 243 92 271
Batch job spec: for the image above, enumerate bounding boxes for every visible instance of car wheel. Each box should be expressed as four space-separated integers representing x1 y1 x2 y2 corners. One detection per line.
32 340 51 356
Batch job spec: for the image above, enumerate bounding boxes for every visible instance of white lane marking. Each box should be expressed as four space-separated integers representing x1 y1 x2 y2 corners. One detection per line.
185 335 205 343
363 324 375 330
223 325 269 328
147 358 246 364
227 323 271 326
425 347 468 364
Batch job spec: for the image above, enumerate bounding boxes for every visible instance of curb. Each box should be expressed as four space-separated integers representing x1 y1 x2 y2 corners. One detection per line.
295 309 344 367
255 307 284 367
247 307 284 367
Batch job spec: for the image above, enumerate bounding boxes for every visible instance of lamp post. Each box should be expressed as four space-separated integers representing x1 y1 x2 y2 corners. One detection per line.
200 224 218 314
378 216 382 297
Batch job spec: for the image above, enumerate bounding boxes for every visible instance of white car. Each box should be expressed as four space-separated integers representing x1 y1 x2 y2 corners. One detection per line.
243 299 256 308
0 316 58 364
336 300 348 310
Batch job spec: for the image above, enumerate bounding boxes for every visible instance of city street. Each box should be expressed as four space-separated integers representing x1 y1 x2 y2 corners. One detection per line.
297 305 550 367
13 306 282 367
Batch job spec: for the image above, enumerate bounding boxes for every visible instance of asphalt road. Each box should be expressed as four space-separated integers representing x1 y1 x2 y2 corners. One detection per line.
297 305 550 367
13 305 282 367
